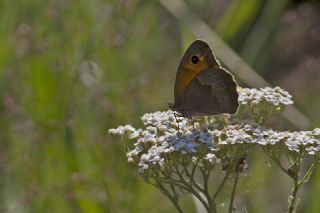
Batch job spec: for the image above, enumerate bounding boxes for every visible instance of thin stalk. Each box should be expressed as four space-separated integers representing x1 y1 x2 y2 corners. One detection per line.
174 165 211 212
191 160 199 177
148 175 209 212
185 167 207 195
274 159 292 177
214 171 231 198
262 148 291 177
229 165 240 213
287 180 299 213
287 151 303 213
155 177 191 191
298 163 315 186
185 163 217 212
200 168 216 212
157 182 184 213
288 162 316 213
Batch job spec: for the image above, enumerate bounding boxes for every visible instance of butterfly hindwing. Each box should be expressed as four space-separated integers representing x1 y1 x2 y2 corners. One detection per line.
176 68 238 116
196 68 239 114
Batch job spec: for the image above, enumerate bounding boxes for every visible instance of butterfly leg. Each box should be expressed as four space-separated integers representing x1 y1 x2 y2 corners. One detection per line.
173 112 181 132
188 116 196 131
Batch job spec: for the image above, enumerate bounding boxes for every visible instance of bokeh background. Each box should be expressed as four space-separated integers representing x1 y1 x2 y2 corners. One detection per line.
1 0 320 212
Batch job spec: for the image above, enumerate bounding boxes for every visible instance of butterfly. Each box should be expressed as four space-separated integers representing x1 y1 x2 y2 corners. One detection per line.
169 40 239 117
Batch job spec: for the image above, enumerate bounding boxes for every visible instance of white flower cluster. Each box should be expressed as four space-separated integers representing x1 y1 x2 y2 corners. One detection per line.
109 110 320 172
109 110 218 172
108 87 317 172
285 129 320 154
239 87 293 106
223 124 320 155
108 124 141 139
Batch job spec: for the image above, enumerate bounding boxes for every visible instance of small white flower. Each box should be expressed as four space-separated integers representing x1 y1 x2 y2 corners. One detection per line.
204 153 220 164
313 128 320 136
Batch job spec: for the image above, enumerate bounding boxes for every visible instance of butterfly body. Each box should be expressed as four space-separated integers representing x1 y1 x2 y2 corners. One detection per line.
170 40 239 117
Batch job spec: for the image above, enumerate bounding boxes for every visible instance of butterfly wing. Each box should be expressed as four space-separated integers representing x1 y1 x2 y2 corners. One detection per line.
175 68 238 116
196 67 239 114
170 40 239 117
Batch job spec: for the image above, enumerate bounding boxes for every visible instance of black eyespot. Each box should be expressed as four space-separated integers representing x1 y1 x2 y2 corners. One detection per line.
191 55 199 64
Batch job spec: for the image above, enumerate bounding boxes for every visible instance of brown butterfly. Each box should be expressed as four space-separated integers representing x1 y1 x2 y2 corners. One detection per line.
170 40 239 117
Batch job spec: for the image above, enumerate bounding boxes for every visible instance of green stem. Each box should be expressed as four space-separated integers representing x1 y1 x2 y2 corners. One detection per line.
229 167 240 213
298 163 315 186
185 168 206 195
214 171 231 198
185 163 217 213
229 171 239 213
262 148 291 177
200 168 216 212
174 165 211 212
274 159 291 177
157 182 184 213
287 180 299 213
287 151 303 213
288 162 316 213
148 175 208 213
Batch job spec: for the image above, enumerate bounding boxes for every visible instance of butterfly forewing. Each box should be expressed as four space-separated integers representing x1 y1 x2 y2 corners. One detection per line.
171 40 239 117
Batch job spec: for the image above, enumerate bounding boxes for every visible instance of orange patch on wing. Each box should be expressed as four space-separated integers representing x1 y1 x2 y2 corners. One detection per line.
175 60 209 96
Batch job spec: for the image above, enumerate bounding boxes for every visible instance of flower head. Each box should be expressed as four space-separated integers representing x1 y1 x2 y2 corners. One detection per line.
108 87 318 173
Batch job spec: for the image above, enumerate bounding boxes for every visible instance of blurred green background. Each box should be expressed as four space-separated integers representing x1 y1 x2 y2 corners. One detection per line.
1 0 320 212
